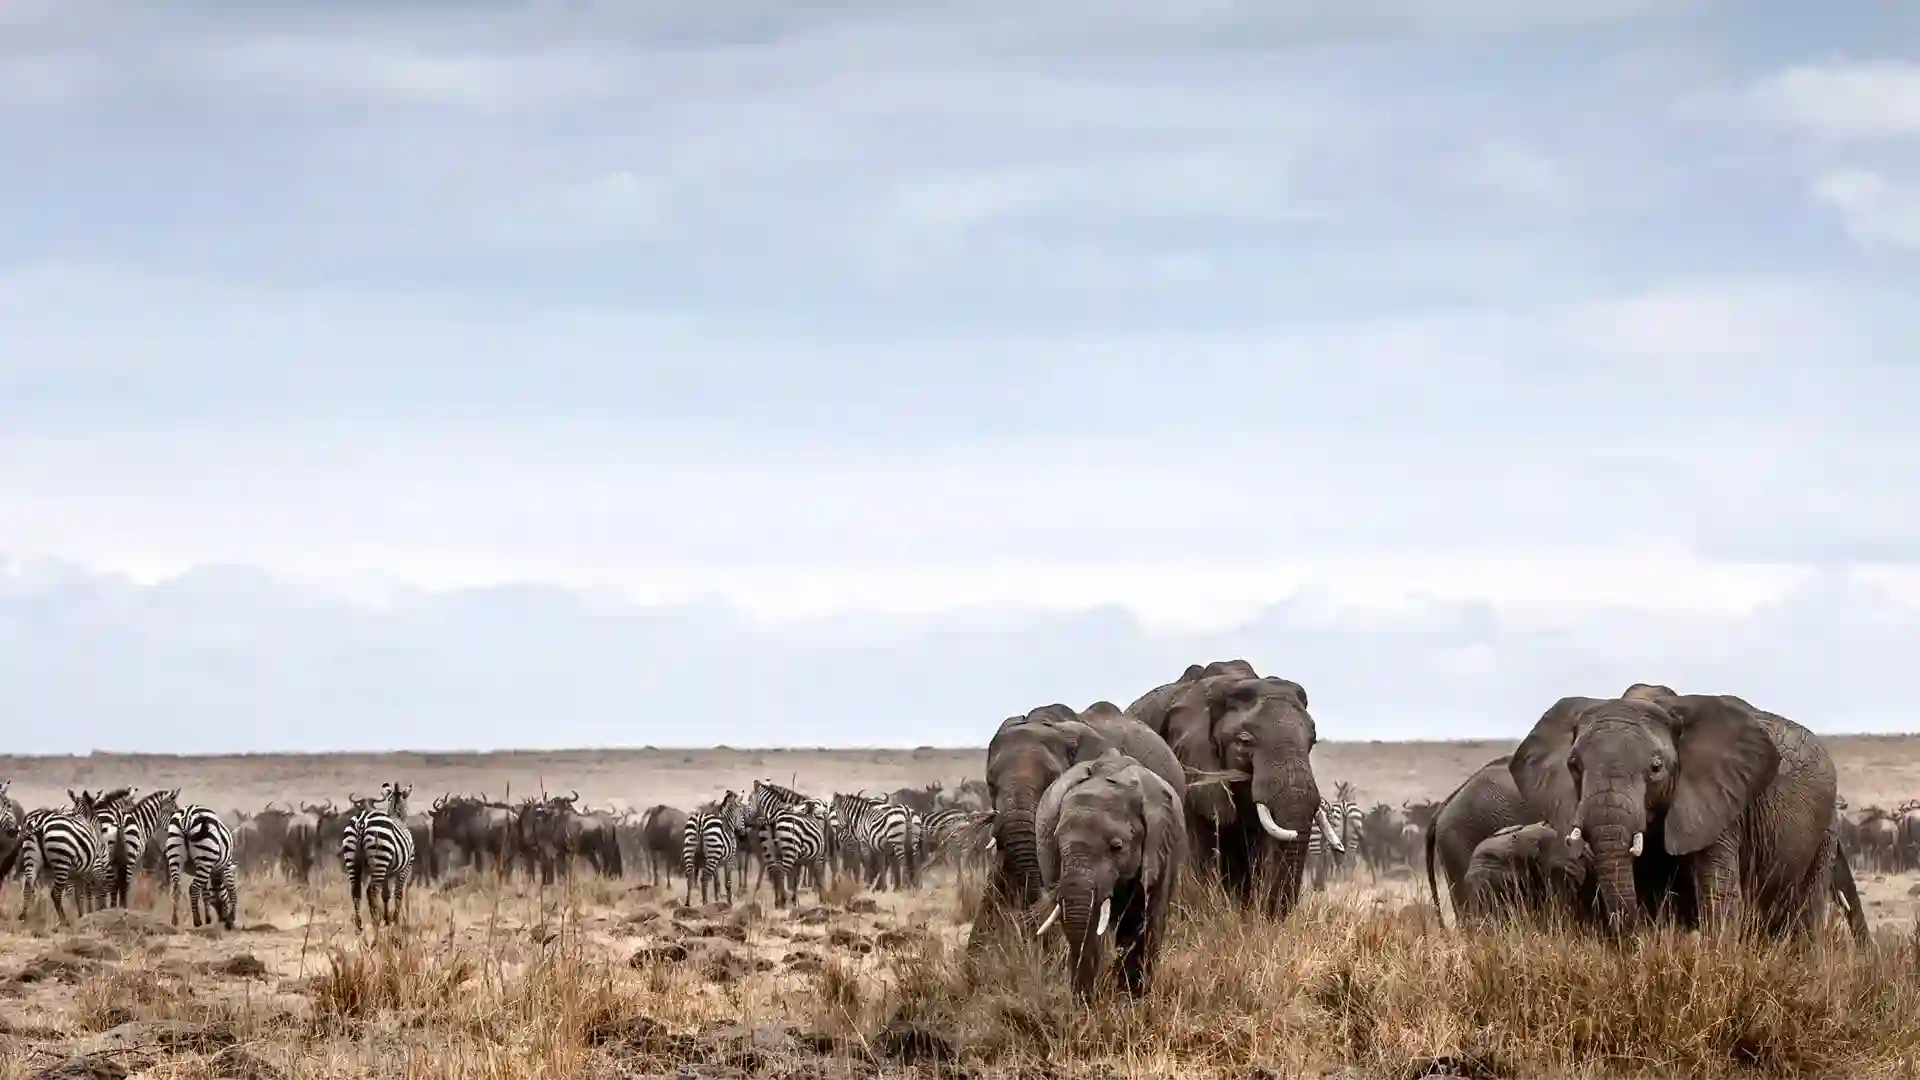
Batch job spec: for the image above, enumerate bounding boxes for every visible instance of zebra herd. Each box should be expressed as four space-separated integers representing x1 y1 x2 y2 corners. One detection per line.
1303 783 1439 889
680 781 992 909
1 769 1437 933
0 782 238 930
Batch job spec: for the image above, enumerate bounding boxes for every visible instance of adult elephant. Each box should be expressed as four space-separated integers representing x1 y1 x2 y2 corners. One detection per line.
970 702 1185 953
1425 755 1533 926
1510 684 1845 938
1126 659 1335 919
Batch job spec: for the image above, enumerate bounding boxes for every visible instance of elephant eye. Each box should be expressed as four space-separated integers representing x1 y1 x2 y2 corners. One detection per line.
1109 836 1125 852
1235 731 1254 744
1649 755 1665 775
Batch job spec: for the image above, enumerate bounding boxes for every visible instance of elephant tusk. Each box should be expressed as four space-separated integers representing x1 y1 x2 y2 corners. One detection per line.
1094 896 1111 938
1035 903 1061 937
985 835 996 851
1315 805 1345 853
1256 804 1299 841
1630 832 1644 857
1566 827 1582 848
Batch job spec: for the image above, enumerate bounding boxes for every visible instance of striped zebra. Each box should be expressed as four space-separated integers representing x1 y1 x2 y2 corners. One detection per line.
745 780 812 895
829 792 914 891
764 800 831 908
1308 783 1365 890
94 797 142 909
123 789 182 877
22 803 103 925
166 804 238 930
340 782 415 931
682 798 738 906
918 807 991 874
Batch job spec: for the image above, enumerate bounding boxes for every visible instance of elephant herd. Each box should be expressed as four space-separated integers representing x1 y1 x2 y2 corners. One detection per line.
973 665 1876 1000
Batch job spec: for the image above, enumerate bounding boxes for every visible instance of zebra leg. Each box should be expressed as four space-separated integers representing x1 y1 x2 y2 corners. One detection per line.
220 865 238 930
52 879 71 926
350 871 365 933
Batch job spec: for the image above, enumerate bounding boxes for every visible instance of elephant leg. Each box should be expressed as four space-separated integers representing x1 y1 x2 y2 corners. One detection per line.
1691 830 1743 935
1262 837 1307 920
1113 884 1150 997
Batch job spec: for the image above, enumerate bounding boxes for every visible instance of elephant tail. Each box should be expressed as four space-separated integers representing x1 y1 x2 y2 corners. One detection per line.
1425 813 1445 929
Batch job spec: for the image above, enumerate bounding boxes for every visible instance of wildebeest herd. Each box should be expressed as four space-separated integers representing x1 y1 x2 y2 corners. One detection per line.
0 659 1897 999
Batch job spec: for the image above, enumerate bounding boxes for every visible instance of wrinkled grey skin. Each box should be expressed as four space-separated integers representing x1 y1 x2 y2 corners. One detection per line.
1127 659 1327 919
1457 822 1594 928
1511 683 1852 940
1425 755 1532 926
968 702 1185 955
1033 751 1188 999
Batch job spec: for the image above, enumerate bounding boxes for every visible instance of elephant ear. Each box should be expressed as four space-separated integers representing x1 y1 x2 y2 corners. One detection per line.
1127 765 1185 903
1164 683 1233 825
1662 694 1780 856
1035 759 1100 887
1510 697 1602 834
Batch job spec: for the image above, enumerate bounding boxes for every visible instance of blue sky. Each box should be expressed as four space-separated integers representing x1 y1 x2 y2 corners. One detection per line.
3 1 1918 752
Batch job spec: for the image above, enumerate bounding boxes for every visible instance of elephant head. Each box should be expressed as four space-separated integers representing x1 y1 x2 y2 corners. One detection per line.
1461 821 1591 924
1032 751 1183 997
1510 690 1778 930
984 706 1117 905
1156 672 1323 845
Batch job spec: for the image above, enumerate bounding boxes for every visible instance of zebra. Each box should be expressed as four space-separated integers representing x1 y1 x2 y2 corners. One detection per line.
166 804 238 930
682 801 738 907
1308 783 1365 890
764 800 831 908
340 782 415 931
918 806 991 874
22 804 102 925
95 798 142 909
124 789 182 877
829 792 913 890
745 780 812 895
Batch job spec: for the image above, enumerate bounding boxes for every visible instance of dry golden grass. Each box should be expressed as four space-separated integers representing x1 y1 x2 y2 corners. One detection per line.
4 862 1920 1080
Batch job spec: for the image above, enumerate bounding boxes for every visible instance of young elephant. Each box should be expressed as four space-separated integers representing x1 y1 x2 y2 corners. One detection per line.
1457 822 1592 928
1033 750 1187 999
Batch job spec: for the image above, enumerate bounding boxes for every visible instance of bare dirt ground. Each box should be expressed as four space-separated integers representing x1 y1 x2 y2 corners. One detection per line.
4 737 1919 1079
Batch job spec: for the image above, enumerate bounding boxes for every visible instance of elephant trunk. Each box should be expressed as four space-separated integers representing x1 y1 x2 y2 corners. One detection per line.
1251 750 1321 841
1054 859 1110 998
1576 787 1645 932
994 781 1045 906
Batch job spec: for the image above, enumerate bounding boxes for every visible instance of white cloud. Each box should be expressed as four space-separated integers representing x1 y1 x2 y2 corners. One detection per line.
0 557 1909 755
1759 60 1920 142
1812 168 1920 250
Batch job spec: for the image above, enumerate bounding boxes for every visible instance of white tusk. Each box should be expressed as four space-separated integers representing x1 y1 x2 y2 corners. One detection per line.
985 836 996 850
1256 804 1299 841
1035 903 1060 937
1566 827 1582 848
1316 805 1345 853
1630 832 1644 857
1094 896 1111 937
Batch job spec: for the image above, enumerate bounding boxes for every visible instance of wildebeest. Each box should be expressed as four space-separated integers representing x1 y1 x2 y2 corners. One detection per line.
634 804 688 888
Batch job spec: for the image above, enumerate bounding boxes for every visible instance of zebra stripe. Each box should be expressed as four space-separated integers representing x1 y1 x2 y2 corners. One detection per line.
166 805 238 930
340 783 415 931
24 809 101 925
765 801 829 907
682 809 737 906
124 789 181 873
94 800 141 909
747 780 811 894
830 793 913 891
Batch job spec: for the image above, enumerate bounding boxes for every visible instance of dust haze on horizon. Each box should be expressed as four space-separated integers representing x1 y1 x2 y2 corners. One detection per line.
2 1 1917 755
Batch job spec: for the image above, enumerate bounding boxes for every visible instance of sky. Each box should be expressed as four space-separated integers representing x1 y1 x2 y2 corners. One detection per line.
3 1 1918 753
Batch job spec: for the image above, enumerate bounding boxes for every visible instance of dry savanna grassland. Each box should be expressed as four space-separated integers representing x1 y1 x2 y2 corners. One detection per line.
4 737 1920 1080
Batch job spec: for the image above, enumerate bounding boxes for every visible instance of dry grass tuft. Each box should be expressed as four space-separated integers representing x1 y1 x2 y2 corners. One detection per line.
9 866 1920 1079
